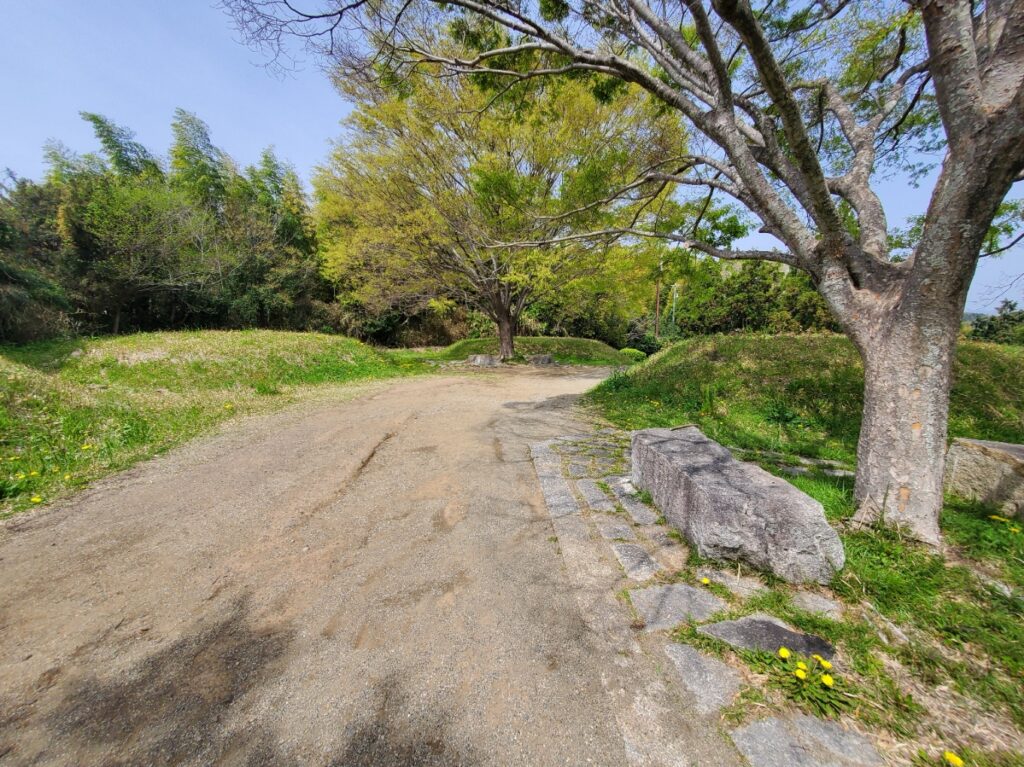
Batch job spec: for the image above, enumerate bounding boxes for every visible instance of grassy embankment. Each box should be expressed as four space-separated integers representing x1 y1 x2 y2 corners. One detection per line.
587 333 1024 765
0 330 426 517
0 331 625 517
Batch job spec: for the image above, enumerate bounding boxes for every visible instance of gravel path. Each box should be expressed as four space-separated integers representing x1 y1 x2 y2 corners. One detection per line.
0 368 634 766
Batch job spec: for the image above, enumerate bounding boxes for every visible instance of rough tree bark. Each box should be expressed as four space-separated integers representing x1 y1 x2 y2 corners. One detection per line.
495 309 517 360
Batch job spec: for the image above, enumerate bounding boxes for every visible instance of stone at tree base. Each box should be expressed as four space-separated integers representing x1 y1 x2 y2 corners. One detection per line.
698 613 834 659
696 567 766 599
576 478 616 513
611 543 662 581
730 715 882 767
944 438 1024 518
631 427 845 584
791 591 844 620
663 644 741 715
467 354 500 367
595 518 637 541
630 583 727 630
527 354 555 365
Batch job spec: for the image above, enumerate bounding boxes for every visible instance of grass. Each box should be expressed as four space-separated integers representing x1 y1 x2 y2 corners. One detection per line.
587 333 1024 462
0 329 426 517
421 336 633 366
589 332 1024 760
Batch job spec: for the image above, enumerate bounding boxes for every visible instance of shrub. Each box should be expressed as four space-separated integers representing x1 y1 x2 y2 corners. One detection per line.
619 347 647 363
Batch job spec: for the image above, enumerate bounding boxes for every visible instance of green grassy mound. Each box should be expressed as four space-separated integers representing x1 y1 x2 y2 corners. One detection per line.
587 333 1024 463
0 330 422 516
429 336 632 365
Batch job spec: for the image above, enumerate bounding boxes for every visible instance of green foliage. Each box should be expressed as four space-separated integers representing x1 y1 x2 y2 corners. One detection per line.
2 111 331 342
972 300 1024 346
0 330 425 516
619 347 646 363
749 649 852 718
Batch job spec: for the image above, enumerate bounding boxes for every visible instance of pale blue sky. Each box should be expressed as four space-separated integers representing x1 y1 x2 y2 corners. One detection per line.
1 0 1020 312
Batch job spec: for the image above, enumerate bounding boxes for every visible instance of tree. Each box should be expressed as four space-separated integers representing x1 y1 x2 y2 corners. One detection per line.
315 70 685 358
972 300 1024 345
226 0 1024 544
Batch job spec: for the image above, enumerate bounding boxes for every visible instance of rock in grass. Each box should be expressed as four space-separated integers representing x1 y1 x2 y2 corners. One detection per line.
791 591 843 620
528 354 555 365
664 644 741 715
631 427 844 584
944 437 1024 519
630 583 727 630
467 354 500 367
611 543 661 581
696 568 766 599
730 715 882 767
698 613 834 659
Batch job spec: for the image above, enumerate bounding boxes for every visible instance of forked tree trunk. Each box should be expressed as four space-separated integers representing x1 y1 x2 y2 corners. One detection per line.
496 312 516 360
850 309 962 545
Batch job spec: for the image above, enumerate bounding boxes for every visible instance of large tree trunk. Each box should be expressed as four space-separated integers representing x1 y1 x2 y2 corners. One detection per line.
850 309 962 546
496 311 516 360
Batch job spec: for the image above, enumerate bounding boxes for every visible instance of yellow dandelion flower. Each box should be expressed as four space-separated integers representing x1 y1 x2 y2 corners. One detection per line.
794 668 807 680
989 514 1009 522
778 647 791 659
796 661 808 670
16 472 25 480
1010 526 1022 534
81 444 93 450
63 474 72 481
30 496 42 503
820 658 833 670
821 674 834 687
224 403 234 410
29 470 39 476
700 577 711 585
943 751 964 767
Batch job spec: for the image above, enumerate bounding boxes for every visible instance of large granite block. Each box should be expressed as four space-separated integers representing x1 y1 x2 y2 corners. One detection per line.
944 438 1024 519
631 427 844 584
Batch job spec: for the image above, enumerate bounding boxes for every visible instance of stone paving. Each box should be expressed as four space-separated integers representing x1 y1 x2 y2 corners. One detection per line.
531 431 883 767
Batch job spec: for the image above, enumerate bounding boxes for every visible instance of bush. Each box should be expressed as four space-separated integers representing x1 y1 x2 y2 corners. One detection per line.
619 347 647 363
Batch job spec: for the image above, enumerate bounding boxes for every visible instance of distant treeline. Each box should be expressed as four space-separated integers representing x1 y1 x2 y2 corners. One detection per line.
2 110 842 347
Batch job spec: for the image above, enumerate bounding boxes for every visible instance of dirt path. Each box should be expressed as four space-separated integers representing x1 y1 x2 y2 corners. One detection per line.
0 368 642 766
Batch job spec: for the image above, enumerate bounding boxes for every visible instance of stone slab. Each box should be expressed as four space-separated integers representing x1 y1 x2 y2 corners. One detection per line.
945 437 1024 518
467 354 499 367
664 644 741 715
697 568 766 599
606 476 659 525
699 613 834 659
631 583 727 631
576 478 617 513
531 441 579 519
527 354 555 365
611 543 662 581
596 518 636 541
730 715 882 767
631 427 845 583
791 591 843 620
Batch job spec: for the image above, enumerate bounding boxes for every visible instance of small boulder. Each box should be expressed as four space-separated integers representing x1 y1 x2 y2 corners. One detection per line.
944 438 1024 519
527 353 555 365
467 354 500 367
631 583 727 630
631 427 844 584
698 613 834 659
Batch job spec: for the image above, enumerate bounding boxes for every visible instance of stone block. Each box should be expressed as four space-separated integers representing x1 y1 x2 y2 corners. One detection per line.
467 354 500 367
730 715 882 767
611 543 661 581
944 438 1024 518
630 583 727 630
698 613 834 659
631 427 844 584
664 644 741 715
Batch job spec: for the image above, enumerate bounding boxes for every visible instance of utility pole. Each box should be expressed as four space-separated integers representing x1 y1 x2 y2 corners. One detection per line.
654 257 663 338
